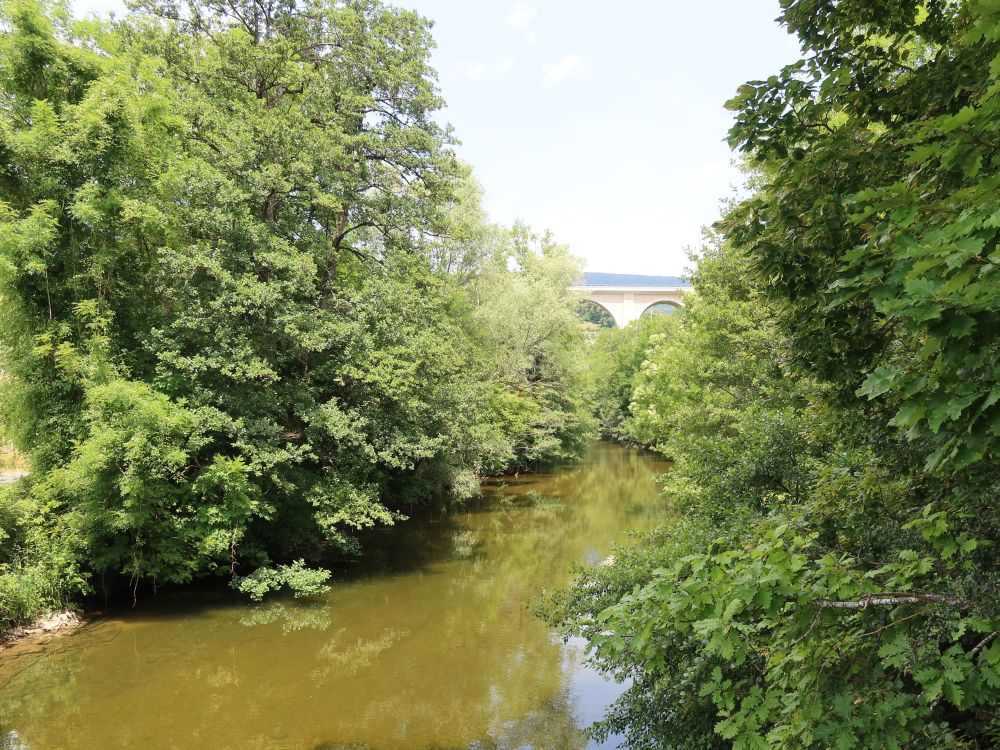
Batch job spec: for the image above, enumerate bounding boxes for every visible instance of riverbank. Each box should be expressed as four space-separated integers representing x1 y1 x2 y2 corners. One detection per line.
1 611 87 650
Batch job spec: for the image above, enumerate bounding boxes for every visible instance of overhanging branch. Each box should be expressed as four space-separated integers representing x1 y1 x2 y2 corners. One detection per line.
814 592 961 609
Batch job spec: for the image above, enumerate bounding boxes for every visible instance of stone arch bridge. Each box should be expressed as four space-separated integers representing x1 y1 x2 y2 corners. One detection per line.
571 272 691 328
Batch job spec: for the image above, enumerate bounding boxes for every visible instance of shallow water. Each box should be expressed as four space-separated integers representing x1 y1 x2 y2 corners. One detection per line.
0 443 669 750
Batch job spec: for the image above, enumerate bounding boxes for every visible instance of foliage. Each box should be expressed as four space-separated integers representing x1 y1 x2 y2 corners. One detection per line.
231 559 331 601
0 479 87 630
550 232 1000 748
547 3 1000 738
577 299 617 329
627 240 823 515
725 0 1000 472
0 0 592 622
587 313 676 442
467 225 597 470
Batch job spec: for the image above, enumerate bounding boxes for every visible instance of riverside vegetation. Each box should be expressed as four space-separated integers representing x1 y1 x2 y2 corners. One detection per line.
0 0 595 625
548 2 1000 748
2 0 1000 749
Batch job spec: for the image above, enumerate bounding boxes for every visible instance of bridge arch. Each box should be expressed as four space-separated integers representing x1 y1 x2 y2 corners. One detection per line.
570 273 691 328
577 299 618 328
640 300 683 318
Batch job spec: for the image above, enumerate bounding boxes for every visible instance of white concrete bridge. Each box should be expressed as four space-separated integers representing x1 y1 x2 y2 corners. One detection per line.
571 272 691 328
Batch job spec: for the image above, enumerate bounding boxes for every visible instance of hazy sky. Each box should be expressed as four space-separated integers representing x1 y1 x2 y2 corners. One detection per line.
73 0 802 275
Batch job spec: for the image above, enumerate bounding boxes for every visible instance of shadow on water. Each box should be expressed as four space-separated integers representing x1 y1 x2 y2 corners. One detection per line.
0 443 668 750
104 470 582 628
68 441 668 626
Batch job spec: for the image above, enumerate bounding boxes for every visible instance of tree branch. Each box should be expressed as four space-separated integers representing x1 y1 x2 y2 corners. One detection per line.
814 592 961 609
971 631 998 660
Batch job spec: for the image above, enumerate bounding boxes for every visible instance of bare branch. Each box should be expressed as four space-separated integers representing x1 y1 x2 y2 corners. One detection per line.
814 592 961 609
971 631 998 660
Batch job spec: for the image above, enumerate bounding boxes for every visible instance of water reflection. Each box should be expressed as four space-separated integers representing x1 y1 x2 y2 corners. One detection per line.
0 444 669 750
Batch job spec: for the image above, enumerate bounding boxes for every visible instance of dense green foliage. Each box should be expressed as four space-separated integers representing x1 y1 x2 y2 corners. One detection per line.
0 0 593 627
587 313 676 442
469 224 597 468
547 2 1000 748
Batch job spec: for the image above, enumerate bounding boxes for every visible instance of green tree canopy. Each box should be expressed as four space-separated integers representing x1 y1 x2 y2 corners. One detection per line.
0 0 594 616
548 2 1000 748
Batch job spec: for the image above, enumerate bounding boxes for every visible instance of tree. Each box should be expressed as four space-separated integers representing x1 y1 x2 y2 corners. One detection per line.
0 0 597 618
0 0 424 604
547 3 1000 742
725 0 1000 471
587 313 675 442
467 224 597 470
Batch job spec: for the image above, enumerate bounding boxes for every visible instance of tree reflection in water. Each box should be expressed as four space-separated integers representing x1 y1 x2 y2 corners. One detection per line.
0 444 669 750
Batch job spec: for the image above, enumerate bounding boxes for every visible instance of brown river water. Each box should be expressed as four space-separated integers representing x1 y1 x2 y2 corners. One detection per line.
0 443 670 750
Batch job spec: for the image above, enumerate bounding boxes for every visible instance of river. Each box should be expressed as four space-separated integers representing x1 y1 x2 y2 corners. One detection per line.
0 443 669 750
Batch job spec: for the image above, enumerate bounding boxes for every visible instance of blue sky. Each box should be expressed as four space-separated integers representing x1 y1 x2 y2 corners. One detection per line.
73 0 802 275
